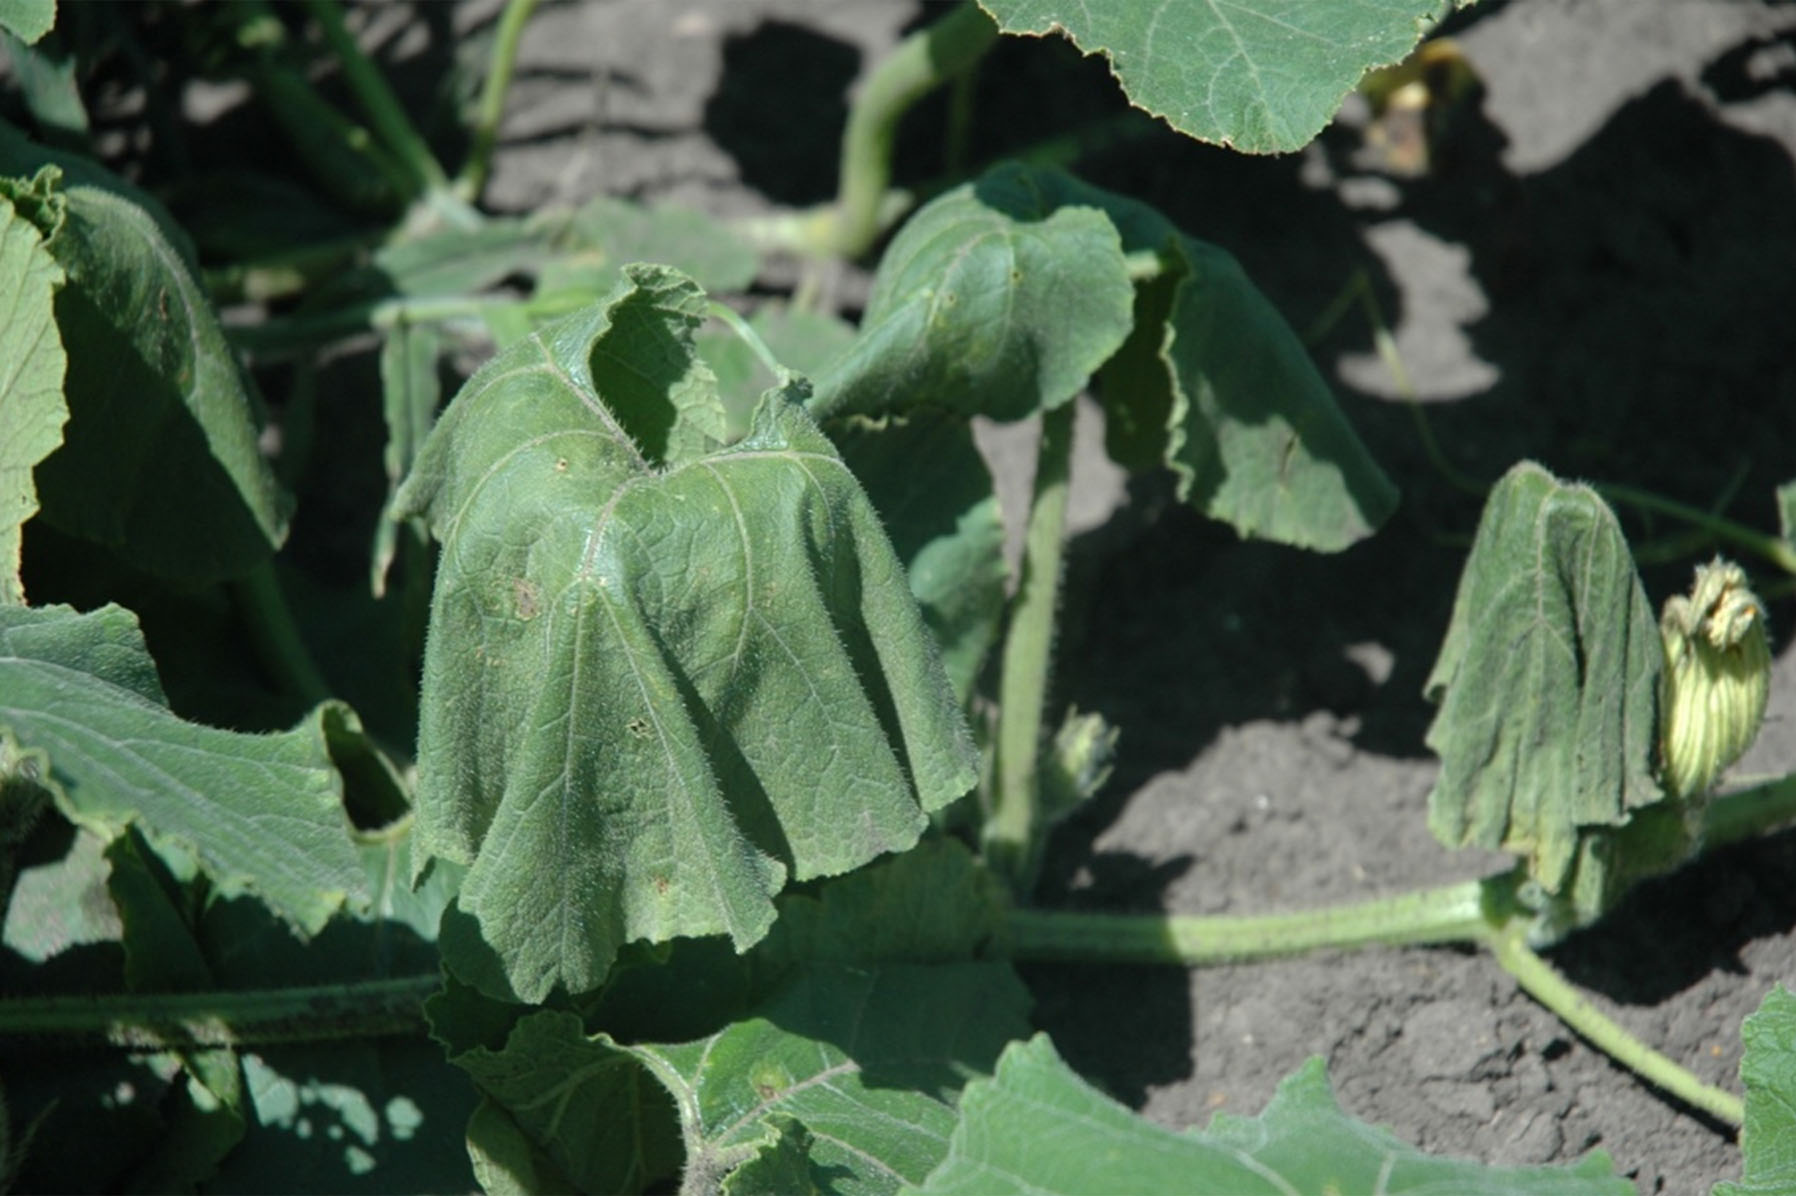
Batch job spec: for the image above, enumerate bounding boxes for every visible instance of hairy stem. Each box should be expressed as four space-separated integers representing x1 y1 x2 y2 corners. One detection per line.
233 561 333 707
1487 923 1744 1125
0 975 437 1051
832 1 998 259
457 0 541 201
985 403 1075 896
1702 771 1796 851
1006 877 1496 965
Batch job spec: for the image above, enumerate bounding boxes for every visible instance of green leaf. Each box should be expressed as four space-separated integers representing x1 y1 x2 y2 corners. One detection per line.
451 1009 684 1196
397 266 977 1002
699 306 856 441
1423 462 1669 935
977 0 1454 154
636 962 1030 1195
834 411 1007 705
810 164 1136 422
0 0 54 45
1777 480 1794 549
916 1036 1631 1195
371 321 440 596
1716 986 1796 1196
0 603 366 935
0 174 67 605
0 123 291 582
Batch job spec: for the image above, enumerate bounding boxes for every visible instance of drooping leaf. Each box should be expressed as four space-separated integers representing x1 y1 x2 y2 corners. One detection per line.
0 603 366 935
0 122 291 583
1716 985 1796 1196
635 962 1030 1196
371 320 440 596
0 0 54 45
915 1036 1631 1195
976 0 1457 154
834 412 1008 705
1423 462 1669 936
396 265 977 1002
809 164 1136 423
0 25 89 150
0 173 66 604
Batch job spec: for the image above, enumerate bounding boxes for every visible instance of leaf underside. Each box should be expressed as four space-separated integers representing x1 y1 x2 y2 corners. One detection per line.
398 265 977 1002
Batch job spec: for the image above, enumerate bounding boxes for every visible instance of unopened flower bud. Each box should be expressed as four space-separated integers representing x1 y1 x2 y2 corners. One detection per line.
1658 558 1771 799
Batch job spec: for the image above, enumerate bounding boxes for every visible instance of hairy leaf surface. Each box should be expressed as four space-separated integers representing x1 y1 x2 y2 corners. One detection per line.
0 122 290 582
1717 985 1796 1196
0 603 365 934
1424 463 1666 930
0 172 66 603
397 266 977 1002
810 165 1135 422
916 1035 1630 1194
977 0 1455 154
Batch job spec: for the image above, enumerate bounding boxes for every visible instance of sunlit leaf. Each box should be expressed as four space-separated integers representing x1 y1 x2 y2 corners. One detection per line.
0 170 66 604
1716 985 1796 1196
977 0 1457 153
0 0 54 45
915 1035 1630 1195
397 265 976 1001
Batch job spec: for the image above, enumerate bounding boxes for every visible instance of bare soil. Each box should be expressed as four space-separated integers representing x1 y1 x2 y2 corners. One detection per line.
481 1 1796 1191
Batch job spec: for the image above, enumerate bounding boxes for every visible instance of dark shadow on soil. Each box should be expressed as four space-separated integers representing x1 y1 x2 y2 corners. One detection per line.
702 19 859 206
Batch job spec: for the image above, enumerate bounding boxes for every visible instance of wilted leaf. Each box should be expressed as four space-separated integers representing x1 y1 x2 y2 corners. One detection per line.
915 1035 1630 1195
977 0 1455 154
0 602 365 934
1423 463 1668 933
1716 985 1796 1196
0 121 290 582
0 172 66 604
397 266 976 1002
810 164 1135 423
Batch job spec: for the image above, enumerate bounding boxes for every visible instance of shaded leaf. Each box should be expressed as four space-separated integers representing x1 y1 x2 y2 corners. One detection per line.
0 122 290 583
0 603 365 935
537 195 759 304
0 171 66 604
1716 985 1796 1196
810 164 1135 422
371 321 440 596
1423 462 1669 935
977 0 1455 154
916 1036 1630 1195
396 266 976 1001
1778 480 1794 549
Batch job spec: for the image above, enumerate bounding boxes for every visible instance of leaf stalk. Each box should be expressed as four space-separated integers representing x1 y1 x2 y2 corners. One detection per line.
456 0 541 201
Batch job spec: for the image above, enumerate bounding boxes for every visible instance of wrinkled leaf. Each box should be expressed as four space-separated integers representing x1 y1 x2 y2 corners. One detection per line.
1716 985 1796 1196
1423 463 1667 933
397 265 976 1002
977 0 1456 154
0 602 365 935
916 1036 1630 1195
0 122 291 582
810 164 1135 423
0 174 66 604
0 0 54 44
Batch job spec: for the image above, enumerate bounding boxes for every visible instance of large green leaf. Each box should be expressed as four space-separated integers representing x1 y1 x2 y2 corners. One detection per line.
396 265 977 1002
977 0 1457 154
0 603 366 934
1423 462 1670 937
0 123 290 582
810 165 1136 423
1717 986 1796 1196
916 1035 1630 1195
0 172 66 604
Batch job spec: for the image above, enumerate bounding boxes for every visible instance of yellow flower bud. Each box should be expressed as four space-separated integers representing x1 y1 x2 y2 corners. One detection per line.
1658 558 1771 799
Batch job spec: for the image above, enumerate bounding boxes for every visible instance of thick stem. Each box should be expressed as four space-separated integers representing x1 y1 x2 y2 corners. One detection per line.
1702 771 1796 851
0 975 437 1051
1006 877 1495 965
832 1 998 259
302 0 449 197
1487 923 1744 1125
456 0 541 201
984 403 1075 896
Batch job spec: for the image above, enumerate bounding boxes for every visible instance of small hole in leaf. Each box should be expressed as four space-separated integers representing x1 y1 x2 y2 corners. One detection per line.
627 716 651 738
